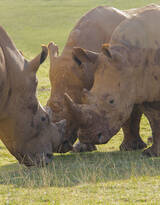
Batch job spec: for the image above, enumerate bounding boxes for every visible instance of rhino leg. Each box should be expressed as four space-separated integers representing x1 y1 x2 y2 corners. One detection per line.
141 102 160 157
120 105 147 151
72 141 97 152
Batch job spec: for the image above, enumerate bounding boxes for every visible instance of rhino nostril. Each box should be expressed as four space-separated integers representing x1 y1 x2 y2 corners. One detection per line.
46 153 53 159
98 133 102 139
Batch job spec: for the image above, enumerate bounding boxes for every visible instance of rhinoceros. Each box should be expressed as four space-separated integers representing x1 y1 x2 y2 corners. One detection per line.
65 5 160 156
0 26 67 166
47 5 150 152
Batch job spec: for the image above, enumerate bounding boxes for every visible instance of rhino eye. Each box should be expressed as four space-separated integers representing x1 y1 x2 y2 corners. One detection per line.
73 55 82 66
41 117 46 122
109 99 114 104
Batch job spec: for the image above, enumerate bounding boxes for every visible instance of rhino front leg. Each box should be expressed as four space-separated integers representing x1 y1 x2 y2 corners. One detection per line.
141 102 160 157
120 105 147 151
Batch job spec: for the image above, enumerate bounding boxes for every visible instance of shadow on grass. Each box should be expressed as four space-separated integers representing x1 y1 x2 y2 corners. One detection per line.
0 150 160 188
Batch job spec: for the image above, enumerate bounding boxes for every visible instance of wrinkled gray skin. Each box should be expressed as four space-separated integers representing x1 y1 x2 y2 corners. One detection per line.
47 5 149 152
0 26 67 166
65 5 160 157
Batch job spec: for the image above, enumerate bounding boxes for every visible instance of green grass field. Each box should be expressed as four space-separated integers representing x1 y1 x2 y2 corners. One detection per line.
1 0 160 204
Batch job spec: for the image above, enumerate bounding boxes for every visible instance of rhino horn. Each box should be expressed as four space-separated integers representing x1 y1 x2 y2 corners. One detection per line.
64 93 88 127
28 45 48 73
48 42 59 67
0 26 24 67
64 93 82 119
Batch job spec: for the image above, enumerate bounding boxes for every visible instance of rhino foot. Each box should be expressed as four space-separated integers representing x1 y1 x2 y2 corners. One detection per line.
120 137 147 151
72 141 97 152
142 146 159 157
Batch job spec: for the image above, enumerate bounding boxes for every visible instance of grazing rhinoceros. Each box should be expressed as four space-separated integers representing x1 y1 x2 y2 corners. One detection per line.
65 5 160 157
0 26 67 166
47 5 150 152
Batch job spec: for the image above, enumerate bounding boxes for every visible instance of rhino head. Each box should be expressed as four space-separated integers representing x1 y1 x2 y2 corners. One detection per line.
46 42 97 151
65 44 137 144
0 26 67 166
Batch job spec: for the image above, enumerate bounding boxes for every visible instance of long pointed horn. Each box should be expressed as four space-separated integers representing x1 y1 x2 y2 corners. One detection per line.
28 45 48 73
64 93 82 119
0 26 24 68
48 42 59 68
64 93 89 126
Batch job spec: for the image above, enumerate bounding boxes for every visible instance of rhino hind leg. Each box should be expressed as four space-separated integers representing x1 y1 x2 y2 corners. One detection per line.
120 105 147 151
72 141 97 152
141 102 160 157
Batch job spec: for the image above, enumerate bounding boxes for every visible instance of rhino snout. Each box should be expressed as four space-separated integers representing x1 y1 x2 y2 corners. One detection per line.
57 140 73 153
98 133 110 144
18 152 53 167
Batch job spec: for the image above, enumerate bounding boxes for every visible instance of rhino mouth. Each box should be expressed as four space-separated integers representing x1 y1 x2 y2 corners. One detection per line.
78 125 119 145
16 152 53 167
57 140 73 153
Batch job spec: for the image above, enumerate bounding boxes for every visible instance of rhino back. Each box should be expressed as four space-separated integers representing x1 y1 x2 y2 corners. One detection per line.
62 6 128 54
111 5 160 50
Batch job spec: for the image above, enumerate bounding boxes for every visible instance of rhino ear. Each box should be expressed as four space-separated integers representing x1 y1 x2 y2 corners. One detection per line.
48 42 59 68
28 45 48 73
102 44 112 58
72 47 98 66
102 44 125 64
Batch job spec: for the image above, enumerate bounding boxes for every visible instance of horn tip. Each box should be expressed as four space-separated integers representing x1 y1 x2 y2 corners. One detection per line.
64 92 72 101
48 42 59 56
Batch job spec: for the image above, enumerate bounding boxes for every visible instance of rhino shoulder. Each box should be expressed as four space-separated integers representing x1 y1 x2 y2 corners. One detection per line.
124 4 160 16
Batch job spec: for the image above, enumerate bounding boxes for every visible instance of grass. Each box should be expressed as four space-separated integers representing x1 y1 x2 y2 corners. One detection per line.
1 0 160 204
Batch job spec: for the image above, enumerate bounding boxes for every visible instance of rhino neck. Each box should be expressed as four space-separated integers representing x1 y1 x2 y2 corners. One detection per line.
0 117 18 155
0 84 20 153
0 78 11 120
